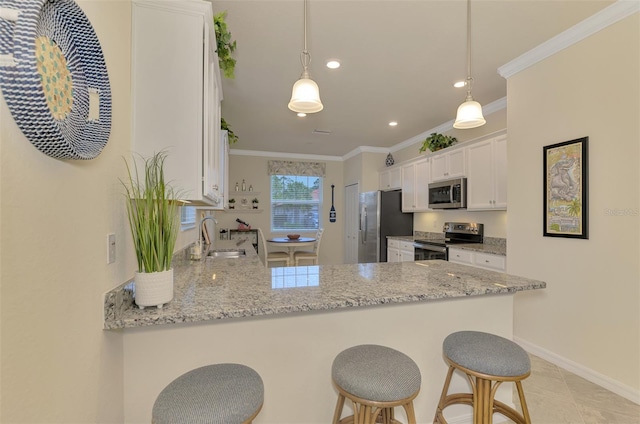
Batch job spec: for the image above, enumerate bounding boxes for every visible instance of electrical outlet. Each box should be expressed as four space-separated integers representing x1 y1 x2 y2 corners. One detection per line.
107 233 116 264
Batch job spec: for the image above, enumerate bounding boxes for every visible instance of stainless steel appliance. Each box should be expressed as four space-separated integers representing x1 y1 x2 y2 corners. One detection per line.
414 222 483 261
428 178 467 209
359 190 413 263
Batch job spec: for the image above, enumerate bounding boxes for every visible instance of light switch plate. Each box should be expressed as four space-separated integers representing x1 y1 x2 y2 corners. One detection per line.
107 233 116 264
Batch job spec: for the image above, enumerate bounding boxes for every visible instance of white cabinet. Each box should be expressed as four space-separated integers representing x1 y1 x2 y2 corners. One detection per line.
448 248 506 273
387 239 415 262
466 135 507 210
379 167 401 191
387 239 400 262
132 1 223 207
430 148 466 182
399 241 415 262
401 158 430 212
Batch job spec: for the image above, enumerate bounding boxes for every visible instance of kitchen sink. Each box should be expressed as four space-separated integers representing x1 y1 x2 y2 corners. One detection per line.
207 248 246 259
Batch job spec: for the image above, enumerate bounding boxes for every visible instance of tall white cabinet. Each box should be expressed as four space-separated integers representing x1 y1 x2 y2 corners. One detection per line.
401 158 430 212
131 1 225 207
466 134 507 210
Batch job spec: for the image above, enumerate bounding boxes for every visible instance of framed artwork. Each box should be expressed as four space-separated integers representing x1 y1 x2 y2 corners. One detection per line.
543 137 588 239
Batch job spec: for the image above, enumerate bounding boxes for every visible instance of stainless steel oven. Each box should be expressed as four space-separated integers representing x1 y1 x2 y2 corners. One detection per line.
414 222 484 261
414 241 447 261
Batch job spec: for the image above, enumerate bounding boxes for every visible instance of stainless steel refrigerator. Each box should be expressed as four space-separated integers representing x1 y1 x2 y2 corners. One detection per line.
358 190 414 263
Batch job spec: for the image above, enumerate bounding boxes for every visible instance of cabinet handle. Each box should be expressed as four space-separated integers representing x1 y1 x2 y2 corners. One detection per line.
212 184 219 190
485 260 490 263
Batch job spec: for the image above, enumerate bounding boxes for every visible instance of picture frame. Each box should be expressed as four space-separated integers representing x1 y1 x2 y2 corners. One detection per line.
543 137 589 239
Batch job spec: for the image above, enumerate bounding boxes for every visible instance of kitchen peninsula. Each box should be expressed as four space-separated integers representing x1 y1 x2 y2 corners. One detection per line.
105 240 545 423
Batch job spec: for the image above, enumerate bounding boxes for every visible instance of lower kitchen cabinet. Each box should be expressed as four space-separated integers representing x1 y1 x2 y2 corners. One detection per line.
387 239 415 262
448 247 506 273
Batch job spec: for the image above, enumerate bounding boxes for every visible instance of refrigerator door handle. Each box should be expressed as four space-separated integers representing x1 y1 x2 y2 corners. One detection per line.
360 205 367 243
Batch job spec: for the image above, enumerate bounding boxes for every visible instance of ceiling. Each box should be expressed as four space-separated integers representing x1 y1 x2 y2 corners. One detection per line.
211 0 614 158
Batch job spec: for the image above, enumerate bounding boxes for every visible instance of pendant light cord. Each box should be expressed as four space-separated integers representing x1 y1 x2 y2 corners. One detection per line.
465 0 474 100
300 0 311 76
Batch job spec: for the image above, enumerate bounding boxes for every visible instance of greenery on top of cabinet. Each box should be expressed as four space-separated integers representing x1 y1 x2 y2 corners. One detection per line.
420 133 458 153
213 11 237 79
221 118 238 144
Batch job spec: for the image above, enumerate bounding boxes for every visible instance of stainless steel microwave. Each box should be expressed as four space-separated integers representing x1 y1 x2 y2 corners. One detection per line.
428 178 467 209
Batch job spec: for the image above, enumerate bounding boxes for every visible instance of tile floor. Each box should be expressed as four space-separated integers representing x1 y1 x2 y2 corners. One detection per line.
513 354 640 424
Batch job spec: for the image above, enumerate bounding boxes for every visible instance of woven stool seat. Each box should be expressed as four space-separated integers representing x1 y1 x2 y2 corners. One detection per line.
434 331 532 424
444 331 530 377
332 344 421 424
153 363 263 424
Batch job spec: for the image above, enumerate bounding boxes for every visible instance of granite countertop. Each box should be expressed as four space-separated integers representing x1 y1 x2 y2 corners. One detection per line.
104 239 543 330
388 234 507 256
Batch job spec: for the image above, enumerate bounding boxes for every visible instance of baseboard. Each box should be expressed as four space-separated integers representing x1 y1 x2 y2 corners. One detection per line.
514 337 640 405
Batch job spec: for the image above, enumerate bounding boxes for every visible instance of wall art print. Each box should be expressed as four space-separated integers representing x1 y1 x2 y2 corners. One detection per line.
0 0 112 160
543 137 588 239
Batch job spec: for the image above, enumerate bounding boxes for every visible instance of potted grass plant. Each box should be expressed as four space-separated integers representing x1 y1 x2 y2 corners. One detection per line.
122 151 183 309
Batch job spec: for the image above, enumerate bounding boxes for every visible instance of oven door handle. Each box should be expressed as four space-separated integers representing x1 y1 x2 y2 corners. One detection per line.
413 243 447 253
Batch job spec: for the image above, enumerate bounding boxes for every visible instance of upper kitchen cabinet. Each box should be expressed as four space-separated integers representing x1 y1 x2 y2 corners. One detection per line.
131 1 225 207
379 166 401 191
401 158 430 212
466 134 507 210
430 148 466 182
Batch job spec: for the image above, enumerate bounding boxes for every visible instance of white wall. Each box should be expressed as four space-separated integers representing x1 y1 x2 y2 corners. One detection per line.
508 13 639 398
0 2 132 421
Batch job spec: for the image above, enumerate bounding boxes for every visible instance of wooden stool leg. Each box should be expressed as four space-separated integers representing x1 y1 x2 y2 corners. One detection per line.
333 393 346 424
401 401 417 424
434 365 456 423
515 381 532 424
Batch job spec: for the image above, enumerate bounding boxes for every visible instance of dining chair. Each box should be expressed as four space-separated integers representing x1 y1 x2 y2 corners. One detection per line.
257 228 290 267
293 228 324 266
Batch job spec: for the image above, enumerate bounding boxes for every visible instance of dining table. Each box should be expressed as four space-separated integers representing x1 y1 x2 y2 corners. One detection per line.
267 237 317 264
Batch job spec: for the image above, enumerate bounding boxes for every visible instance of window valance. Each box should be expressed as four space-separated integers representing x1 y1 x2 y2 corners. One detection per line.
267 160 326 177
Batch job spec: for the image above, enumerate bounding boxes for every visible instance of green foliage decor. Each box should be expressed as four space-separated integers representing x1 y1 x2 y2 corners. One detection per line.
122 152 182 273
419 132 458 153
213 11 237 79
221 117 238 144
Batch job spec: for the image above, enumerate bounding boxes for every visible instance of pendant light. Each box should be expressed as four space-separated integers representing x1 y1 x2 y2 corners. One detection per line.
453 0 485 129
288 0 323 114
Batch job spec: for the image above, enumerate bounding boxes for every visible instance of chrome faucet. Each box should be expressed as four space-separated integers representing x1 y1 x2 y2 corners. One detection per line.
199 216 218 245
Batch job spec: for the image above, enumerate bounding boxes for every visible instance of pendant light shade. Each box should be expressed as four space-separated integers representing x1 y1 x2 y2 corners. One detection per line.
454 96 486 129
288 0 323 114
288 76 323 113
453 0 485 129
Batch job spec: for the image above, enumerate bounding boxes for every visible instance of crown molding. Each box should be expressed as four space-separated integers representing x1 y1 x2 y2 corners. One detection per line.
342 146 389 161
498 0 639 79
389 96 507 153
229 148 343 162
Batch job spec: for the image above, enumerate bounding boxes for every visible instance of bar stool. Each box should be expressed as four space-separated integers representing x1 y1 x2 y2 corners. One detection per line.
434 331 532 424
331 344 421 424
152 363 264 424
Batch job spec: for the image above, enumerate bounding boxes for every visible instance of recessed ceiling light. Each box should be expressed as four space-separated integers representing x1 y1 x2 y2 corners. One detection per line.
297 112 307 117
454 81 466 88
326 59 341 69
388 121 398 127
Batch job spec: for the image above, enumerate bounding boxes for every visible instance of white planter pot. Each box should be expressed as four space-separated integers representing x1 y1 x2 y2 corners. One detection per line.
134 269 173 309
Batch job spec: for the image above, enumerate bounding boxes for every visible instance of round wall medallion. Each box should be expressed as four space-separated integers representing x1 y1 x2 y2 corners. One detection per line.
385 153 395 167
0 0 112 160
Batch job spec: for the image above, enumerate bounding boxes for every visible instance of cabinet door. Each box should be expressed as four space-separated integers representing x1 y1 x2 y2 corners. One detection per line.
380 168 401 191
466 140 494 210
401 163 416 211
447 149 466 178
414 159 430 210
474 252 507 272
400 248 415 262
493 135 508 209
448 248 473 265
387 247 400 262
132 2 219 206
430 154 448 181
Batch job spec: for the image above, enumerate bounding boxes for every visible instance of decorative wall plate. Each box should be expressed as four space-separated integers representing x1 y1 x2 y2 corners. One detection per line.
0 0 111 160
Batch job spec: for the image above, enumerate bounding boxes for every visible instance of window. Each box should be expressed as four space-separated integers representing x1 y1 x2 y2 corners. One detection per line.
180 206 196 231
271 175 322 232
